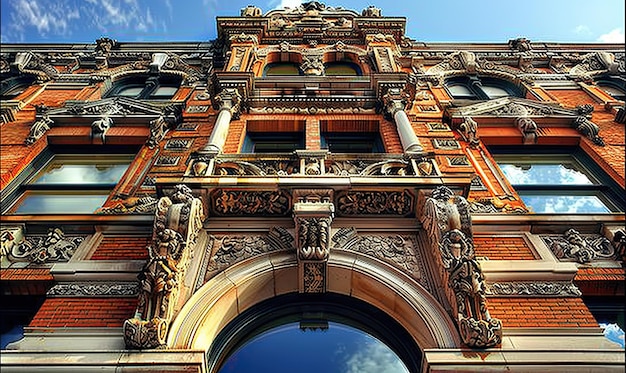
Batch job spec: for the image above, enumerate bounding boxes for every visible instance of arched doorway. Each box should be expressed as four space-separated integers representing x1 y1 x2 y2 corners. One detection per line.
210 293 419 373
167 250 460 372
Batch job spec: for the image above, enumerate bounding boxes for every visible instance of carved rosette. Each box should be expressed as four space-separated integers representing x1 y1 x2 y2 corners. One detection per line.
123 184 204 350
293 190 334 293
421 186 502 348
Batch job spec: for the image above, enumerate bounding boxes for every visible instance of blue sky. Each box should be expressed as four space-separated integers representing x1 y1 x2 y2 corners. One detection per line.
1 0 624 44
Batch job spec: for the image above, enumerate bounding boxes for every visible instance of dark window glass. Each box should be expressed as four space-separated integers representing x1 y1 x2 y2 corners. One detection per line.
445 77 522 100
106 76 181 99
264 63 302 76
324 62 361 76
242 132 304 153
322 132 384 153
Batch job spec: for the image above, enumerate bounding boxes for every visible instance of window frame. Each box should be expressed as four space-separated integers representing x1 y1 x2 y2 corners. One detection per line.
105 75 182 100
489 146 625 214
241 132 305 153
1 146 137 215
444 76 524 101
321 131 385 153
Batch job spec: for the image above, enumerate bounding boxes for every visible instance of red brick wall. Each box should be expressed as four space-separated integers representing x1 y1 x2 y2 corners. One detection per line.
474 236 536 260
488 297 598 328
90 236 150 260
29 298 138 328
575 267 625 296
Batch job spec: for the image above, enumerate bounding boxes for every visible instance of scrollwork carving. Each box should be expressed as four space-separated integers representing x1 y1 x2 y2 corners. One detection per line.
485 281 582 297
211 189 291 216
542 229 615 263
5 228 85 264
336 190 413 216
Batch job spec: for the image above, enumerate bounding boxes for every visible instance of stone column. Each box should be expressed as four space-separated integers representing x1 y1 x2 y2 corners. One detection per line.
203 88 242 154
382 88 423 153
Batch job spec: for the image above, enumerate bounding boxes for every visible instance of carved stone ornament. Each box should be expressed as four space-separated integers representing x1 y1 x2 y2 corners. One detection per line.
573 116 604 146
25 113 53 145
468 197 528 214
2 227 85 265
569 52 620 80
96 196 158 214
213 88 243 119
421 186 502 348
211 189 291 216
485 281 582 297
201 227 294 285
12 51 58 82
336 190 413 216
48 282 140 297
301 54 324 76
542 229 616 264
332 228 429 288
382 87 409 118
124 184 204 349
516 116 538 144
146 105 184 149
457 116 480 147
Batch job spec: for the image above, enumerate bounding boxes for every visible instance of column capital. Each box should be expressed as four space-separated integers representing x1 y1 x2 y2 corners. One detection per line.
382 87 409 117
212 88 242 119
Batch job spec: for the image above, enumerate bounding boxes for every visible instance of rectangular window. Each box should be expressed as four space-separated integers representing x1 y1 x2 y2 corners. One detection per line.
7 154 133 214
321 132 384 153
242 120 305 153
490 146 624 214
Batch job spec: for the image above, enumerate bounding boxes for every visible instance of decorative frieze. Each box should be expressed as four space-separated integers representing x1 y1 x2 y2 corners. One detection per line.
96 196 158 214
447 156 470 166
2 227 85 265
165 139 192 151
485 281 582 297
335 190 413 216
155 156 181 166
541 229 616 263
48 282 140 297
432 138 460 150
186 105 209 113
210 189 291 216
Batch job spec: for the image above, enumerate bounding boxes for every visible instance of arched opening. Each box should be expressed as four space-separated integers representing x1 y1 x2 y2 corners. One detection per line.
105 74 182 99
263 62 302 76
444 76 524 100
210 293 419 373
167 250 460 373
324 61 361 76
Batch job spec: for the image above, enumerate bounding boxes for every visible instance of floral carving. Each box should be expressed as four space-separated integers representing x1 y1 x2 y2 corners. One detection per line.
336 190 413 216
211 189 291 216
485 281 582 297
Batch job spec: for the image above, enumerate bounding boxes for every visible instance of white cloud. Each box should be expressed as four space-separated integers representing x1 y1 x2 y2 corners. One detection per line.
268 0 303 10
597 28 625 43
573 25 592 37
345 341 409 373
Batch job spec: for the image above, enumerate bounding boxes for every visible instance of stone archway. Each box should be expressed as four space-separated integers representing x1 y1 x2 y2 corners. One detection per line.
167 249 460 362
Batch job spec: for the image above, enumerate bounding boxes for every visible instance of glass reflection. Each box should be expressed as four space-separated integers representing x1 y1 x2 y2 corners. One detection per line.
32 156 131 185
218 321 409 373
520 195 610 213
14 193 109 214
498 163 593 185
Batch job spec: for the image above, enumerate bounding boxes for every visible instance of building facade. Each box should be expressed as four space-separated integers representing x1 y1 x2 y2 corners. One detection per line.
1 2 625 372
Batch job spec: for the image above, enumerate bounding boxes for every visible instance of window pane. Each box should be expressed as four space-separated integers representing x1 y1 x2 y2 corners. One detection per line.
447 84 476 99
520 194 611 213
116 86 144 97
265 63 301 76
150 86 178 99
325 63 359 76
218 321 409 373
481 85 510 99
31 156 132 185
498 164 594 185
496 159 595 185
14 192 109 214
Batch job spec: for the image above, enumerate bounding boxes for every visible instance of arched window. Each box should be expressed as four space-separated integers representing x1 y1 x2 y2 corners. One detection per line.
210 293 421 373
263 62 302 76
445 76 523 100
0 76 36 100
596 77 626 101
105 75 181 99
324 62 361 76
